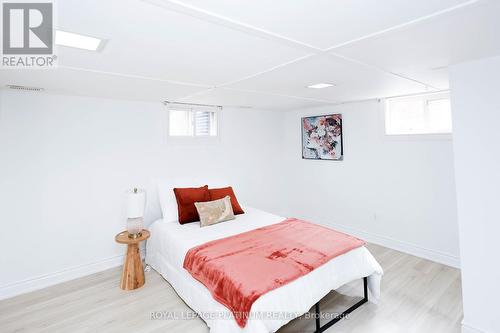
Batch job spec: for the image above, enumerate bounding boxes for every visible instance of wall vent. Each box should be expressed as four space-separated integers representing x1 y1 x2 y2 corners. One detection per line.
6 85 44 92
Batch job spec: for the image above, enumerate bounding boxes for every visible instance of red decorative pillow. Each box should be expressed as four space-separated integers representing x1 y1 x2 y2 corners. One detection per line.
209 187 244 215
173 186 211 224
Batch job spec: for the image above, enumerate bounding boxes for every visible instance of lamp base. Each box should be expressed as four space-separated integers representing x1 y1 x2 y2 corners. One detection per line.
127 232 143 239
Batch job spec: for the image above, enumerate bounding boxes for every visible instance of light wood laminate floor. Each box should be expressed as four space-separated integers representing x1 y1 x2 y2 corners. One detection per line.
0 244 463 333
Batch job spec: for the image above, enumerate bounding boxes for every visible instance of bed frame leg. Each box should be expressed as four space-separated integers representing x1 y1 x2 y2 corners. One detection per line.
315 303 320 330
313 277 368 333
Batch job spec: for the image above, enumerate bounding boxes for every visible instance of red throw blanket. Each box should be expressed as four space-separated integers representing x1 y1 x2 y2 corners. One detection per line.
183 218 365 328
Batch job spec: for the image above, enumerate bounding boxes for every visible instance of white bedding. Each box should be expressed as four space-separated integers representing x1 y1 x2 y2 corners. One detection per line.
146 207 383 333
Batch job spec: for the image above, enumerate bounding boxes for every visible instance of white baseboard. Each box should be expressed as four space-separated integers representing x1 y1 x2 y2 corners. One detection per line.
327 222 461 268
0 222 460 300
0 249 145 301
462 322 486 333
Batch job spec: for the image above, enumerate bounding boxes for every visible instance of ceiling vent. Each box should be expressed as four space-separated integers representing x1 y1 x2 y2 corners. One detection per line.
6 85 44 92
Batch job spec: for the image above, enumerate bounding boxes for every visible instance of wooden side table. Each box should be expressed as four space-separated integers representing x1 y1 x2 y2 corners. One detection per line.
115 230 150 290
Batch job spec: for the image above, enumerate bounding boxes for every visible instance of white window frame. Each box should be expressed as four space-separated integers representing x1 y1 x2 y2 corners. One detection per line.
164 104 221 145
382 92 453 141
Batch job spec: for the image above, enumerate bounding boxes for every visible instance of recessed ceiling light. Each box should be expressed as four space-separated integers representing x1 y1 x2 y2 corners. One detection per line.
307 83 335 89
55 30 104 51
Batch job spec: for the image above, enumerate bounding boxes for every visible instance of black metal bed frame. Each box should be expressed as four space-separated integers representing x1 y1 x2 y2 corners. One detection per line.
313 277 368 333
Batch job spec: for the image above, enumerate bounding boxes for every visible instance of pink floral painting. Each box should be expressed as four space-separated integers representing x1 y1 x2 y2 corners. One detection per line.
302 114 343 160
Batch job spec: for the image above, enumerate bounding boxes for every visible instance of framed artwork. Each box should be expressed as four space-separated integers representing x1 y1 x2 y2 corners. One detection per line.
302 114 343 160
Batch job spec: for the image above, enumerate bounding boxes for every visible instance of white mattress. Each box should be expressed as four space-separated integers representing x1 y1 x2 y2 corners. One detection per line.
146 207 383 333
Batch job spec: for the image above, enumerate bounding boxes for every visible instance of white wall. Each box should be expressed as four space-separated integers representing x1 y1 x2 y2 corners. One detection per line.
0 90 285 299
0 89 462 300
450 56 500 333
281 101 460 267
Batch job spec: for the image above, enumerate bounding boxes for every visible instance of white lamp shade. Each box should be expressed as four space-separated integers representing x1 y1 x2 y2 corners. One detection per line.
126 188 146 218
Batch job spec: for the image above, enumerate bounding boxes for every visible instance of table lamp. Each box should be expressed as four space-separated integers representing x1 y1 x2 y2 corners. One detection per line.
126 188 146 238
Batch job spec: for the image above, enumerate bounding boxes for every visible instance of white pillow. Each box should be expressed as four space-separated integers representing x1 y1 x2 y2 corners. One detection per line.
157 179 227 222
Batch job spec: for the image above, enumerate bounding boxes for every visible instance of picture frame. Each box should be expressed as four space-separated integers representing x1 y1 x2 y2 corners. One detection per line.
301 114 343 160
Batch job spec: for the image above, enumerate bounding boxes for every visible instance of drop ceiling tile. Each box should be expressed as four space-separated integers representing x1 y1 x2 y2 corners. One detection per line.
174 0 471 49
226 55 429 103
333 1 500 89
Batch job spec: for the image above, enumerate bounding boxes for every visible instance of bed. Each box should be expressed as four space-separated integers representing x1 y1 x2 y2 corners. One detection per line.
146 206 383 333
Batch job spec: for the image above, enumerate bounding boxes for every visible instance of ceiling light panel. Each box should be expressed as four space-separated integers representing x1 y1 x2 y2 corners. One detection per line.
55 30 103 51
307 83 335 89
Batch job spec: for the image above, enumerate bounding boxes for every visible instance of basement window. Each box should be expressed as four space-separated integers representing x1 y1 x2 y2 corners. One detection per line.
385 93 452 136
168 106 218 137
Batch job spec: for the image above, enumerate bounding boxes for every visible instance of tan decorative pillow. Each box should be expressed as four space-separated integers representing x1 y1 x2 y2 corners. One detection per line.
194 196 235 227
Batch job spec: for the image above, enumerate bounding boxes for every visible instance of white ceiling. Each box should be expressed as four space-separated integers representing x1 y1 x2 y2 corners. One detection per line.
225 55 429 104
172 0 471 49
333 0 500 90
1 0 499 110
